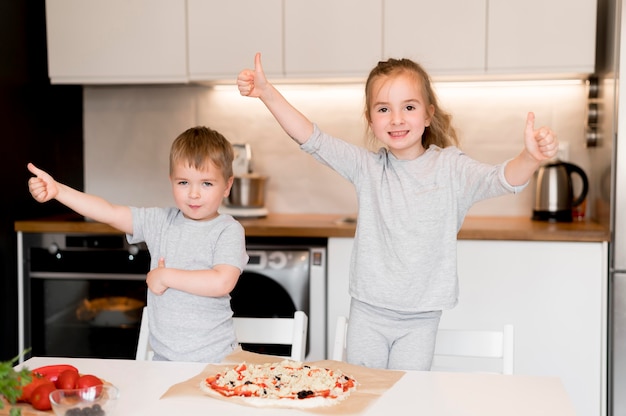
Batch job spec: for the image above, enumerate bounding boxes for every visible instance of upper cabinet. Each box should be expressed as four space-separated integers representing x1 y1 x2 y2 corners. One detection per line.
45 0 188 84
284 0 382 77
45 0 597 84
384 0 597 78
187 0 283 81
487 0 597 75
384 0 487 76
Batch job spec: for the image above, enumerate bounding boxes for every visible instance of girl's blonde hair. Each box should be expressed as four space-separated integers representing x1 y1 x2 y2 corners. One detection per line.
169 126 234 181
364 58 459 150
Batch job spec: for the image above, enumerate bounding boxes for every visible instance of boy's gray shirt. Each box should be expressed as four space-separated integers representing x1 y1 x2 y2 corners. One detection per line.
301 125 525 312
127 207 248 362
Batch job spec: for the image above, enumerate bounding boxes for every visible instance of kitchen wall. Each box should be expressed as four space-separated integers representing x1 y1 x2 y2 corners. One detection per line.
84 80 594 218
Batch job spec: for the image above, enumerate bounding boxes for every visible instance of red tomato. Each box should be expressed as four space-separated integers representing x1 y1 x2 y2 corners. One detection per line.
55 368 80 389
30 381 56 410
76 374 103 396
17 375 49 403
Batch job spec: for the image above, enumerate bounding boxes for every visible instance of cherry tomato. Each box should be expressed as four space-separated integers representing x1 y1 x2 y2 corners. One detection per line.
55 368 80 389
76 374 103 396
17 374 49 403
30 381 56 410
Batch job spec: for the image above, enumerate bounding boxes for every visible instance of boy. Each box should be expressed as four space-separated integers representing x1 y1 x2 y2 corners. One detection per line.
27 126 249 362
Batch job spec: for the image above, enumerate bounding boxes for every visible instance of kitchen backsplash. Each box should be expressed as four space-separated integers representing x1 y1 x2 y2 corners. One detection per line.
84 80 590 217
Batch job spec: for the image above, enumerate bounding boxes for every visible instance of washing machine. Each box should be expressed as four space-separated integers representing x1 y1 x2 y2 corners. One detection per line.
230 238 327 361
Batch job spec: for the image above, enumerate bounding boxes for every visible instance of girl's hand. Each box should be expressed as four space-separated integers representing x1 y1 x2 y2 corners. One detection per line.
237 53 268 98
27 163 59 203
146 257 169 295
524 112 559 162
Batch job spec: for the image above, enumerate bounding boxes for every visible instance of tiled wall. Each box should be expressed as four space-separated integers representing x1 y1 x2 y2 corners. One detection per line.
84 80 590 218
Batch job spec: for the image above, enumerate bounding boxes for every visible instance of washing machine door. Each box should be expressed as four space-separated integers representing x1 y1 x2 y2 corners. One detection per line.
230 271 298 357
230 271 296 318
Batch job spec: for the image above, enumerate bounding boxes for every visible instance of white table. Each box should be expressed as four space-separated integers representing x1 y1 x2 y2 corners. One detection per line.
18 356 576 415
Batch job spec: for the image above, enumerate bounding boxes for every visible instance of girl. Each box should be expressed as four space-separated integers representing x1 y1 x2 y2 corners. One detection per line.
237 53 558 370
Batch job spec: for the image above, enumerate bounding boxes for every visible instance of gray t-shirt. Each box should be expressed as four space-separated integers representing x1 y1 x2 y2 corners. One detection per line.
127 207 248 362
301 125 525 312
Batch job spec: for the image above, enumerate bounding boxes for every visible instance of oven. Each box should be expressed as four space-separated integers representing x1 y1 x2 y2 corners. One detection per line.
18 232 150 360
232 238 327 361
18 233 327 362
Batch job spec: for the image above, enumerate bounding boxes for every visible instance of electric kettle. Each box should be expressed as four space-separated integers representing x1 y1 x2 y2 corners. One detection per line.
532 160 588 222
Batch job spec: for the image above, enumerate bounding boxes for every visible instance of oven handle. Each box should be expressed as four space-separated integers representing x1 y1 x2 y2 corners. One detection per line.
29 272 146 281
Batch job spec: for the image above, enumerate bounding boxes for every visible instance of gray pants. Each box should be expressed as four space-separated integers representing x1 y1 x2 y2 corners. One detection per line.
346 298 441 370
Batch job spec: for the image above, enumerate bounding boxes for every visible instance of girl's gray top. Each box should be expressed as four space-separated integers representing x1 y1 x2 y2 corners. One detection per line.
301 125 526 312
127 207 249 362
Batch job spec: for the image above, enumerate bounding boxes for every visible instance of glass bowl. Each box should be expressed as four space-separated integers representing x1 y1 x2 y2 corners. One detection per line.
49 385 119 416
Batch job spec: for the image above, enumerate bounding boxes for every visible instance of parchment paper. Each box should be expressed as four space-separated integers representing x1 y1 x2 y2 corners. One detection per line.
160 348 405 415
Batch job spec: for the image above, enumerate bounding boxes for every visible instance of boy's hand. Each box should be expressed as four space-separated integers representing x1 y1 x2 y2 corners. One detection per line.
146 257 169 295
524 112 559 162
27 163 59 203
237 52 268 98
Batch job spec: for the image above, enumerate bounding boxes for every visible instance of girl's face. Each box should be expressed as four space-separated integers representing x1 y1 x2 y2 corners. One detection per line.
170 160 233 221
368 73 434 160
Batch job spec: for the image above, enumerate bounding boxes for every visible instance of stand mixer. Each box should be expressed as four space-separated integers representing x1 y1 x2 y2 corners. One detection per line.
220 143 269 218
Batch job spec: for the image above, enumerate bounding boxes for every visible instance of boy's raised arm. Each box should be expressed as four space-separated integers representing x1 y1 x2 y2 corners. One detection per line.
27 162 133 234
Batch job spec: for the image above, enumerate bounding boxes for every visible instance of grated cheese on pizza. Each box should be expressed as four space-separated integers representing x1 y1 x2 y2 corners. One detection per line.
200 360 357 408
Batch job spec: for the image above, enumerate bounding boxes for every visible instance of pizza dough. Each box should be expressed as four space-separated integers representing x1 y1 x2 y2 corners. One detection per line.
200 360 357 409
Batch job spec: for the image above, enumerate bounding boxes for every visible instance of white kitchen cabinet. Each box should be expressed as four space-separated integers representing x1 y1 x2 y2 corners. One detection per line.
46 0 597 84
487 0 597 75
284 0 382 77
187 0 283 81
327 237 607 416
45 0 188 84
384 0 596 77
383 0 487 75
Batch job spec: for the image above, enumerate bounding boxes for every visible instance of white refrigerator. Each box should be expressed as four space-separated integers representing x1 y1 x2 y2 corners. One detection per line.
610 0 626 415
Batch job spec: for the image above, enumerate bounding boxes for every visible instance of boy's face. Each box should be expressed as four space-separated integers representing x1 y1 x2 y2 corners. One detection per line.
169 160 233 221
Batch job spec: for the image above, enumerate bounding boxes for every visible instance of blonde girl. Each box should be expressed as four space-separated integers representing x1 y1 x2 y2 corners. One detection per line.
238 53 557 370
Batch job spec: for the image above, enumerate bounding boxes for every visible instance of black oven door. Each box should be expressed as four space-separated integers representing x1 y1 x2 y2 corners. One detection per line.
26 240 150 359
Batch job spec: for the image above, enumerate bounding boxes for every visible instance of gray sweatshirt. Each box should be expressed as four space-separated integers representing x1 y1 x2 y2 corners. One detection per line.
128 207 248 362
301 125 525 312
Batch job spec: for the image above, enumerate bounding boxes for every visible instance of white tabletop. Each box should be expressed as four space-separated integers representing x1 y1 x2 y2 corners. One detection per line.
18 356 576 415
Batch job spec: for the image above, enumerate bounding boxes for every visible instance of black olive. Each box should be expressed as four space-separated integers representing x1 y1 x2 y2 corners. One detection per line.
297 390 315 399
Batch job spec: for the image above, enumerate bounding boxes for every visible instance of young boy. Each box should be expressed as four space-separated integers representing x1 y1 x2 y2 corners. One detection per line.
27 126 249 362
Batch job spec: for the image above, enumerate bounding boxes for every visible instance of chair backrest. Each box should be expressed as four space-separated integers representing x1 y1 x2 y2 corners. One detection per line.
136 308 309 362
332 315 348 361
233 311 308 362
433 324 515 375
135 306 154 361
331 316 514 374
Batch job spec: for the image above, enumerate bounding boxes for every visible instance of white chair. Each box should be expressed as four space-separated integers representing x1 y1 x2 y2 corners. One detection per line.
331 316 514 374
135 306 154 361
234 311 308 362
136 308 309 362
332 315 349 361
433 324 515 375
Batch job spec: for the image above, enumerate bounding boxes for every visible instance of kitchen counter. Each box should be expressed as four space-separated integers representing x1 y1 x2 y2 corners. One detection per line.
14 213 610 242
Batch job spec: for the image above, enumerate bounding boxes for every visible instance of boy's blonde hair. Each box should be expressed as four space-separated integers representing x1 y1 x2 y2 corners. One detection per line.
364 58 459 150
169 126 234 181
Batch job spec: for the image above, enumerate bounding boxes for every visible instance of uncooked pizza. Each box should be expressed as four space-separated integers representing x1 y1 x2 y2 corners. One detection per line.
200 360 357 408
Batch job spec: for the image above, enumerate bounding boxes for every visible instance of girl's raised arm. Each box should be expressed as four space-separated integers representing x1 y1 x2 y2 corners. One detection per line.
237 53 314 144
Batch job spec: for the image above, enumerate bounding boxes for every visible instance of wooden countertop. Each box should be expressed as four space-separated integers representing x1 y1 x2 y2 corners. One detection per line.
14 213 610 242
